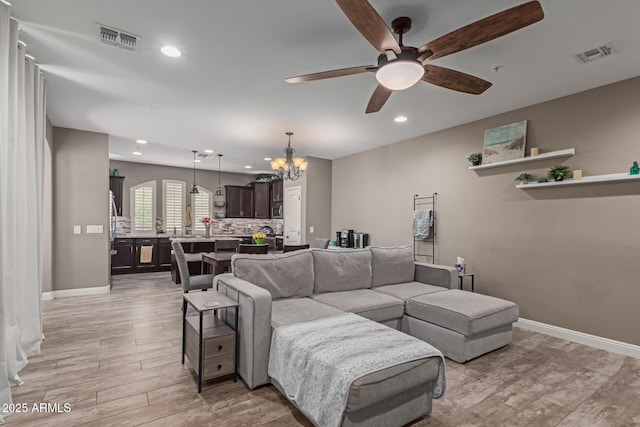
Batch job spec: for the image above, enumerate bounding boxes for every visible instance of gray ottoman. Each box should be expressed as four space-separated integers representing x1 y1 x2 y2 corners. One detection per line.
402 290 519 363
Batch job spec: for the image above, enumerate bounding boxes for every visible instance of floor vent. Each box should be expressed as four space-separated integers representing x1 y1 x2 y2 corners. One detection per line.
572 43 617 64
98 25 139 52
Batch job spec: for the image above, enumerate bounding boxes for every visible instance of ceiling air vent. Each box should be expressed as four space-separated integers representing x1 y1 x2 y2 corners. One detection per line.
197 153 214 159
98 25 139 52
572 43 617 64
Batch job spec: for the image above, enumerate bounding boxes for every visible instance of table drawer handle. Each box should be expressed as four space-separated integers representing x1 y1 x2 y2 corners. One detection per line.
218 345 223 351
217 364 222 370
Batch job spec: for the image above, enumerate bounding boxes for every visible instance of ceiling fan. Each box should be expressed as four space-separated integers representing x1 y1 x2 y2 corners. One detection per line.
286 0 544 113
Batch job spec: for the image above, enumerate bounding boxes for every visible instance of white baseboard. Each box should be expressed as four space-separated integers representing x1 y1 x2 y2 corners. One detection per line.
42 285 110 300
515 318 640 359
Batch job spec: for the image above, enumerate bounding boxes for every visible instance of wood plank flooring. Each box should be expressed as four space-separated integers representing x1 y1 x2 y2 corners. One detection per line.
4 272 640 426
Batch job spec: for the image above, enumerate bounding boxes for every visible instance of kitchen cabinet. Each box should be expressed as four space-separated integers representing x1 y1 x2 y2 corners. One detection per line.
254 182 271 219
225 186 254 218
158 238 172 267
112 237 171 274
109 176 125 216
111 238 134 272
272 179 283 202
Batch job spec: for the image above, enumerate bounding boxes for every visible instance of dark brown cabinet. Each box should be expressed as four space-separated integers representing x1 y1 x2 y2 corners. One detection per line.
111 238 134 271
109 176 125 216
272 179 283 203
225 186 254 218
254 183 271 219
112 237 172 274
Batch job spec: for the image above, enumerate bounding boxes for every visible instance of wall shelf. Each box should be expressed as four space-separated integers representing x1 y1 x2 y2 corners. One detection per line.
516 173 640 189
469 148 576 171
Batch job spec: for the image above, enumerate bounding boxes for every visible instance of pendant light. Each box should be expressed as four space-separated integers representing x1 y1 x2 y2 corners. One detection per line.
190 150 199 194
215 154 224 196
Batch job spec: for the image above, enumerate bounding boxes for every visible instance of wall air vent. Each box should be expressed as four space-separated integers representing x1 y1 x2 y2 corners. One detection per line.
98 25 139 52
572 43 617 64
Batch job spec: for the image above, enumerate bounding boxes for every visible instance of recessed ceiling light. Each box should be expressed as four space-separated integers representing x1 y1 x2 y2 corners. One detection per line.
136 139 147 144
264 157 272 161
194 159 201 163
160 45 181 58
132 151 142 156
394 115 408 123
204 149 214 154
244 165 252 169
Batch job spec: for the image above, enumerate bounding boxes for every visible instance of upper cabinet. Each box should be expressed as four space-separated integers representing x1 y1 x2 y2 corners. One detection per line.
109 175 125 216
272 179 283 202
254 182 271 219
225 185 254 218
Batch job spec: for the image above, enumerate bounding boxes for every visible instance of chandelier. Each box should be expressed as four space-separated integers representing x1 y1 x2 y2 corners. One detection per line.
270 132 308 181
190 150 199 194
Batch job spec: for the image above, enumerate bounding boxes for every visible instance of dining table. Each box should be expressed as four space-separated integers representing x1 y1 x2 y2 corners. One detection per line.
202 249 283 275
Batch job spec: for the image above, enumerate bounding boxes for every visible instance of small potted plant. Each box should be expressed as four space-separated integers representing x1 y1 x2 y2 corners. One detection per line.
515 172 534 184
252 232 266 245
467 152 483 166
548 165 572 181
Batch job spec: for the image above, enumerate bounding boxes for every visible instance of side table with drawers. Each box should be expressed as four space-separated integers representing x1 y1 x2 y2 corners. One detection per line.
182 290 239 393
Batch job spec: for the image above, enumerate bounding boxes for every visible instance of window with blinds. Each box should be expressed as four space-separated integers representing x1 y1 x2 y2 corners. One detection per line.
131 181 156 232
163 180 185 235
192 186 212 233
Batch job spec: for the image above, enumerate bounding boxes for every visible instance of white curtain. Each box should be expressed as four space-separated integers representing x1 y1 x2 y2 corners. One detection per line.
0 1 46 422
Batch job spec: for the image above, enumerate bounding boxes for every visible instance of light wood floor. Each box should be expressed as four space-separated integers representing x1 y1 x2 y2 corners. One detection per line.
5 272 640 426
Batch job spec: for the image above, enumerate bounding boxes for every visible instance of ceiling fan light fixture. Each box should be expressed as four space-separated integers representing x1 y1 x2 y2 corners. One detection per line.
376 60 425 90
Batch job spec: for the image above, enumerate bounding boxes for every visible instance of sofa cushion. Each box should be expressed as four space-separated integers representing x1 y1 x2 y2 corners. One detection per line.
231 250 314 300
370 246 415 287
311 289 404 323
271 298 344 330
373 281 447 301
347 357 440 412
311 248 372 293
406 290 519 336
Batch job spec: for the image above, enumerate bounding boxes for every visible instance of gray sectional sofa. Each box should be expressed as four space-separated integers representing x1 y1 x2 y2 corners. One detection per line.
213 246 519 426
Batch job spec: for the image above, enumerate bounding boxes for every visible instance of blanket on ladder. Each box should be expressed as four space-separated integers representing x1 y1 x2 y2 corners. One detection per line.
268 313 445 427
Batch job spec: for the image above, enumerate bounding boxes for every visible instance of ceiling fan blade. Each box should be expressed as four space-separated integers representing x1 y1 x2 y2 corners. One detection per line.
365 84 393 114
422 65 492 95
418 1 544 60
336 0 401 54
286 65 375 84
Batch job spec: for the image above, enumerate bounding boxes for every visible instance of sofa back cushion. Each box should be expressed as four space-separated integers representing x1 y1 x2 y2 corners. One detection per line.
312 248 372 293
232 250 314 299
370 246 415 287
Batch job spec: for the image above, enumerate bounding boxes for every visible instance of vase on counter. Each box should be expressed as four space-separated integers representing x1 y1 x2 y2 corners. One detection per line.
254 238 264 245
204 224 211 239
630 161 640 175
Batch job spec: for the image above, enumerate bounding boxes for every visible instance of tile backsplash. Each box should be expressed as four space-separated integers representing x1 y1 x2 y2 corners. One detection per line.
115 216 283 235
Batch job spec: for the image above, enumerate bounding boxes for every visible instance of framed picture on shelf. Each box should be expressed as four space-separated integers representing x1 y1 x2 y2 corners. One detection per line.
482 120 527 165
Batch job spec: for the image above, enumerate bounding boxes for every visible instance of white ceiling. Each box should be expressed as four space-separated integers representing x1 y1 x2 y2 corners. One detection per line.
11 0 640 173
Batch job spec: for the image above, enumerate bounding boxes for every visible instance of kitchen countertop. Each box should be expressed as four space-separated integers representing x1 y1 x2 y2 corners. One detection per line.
115 233 283 240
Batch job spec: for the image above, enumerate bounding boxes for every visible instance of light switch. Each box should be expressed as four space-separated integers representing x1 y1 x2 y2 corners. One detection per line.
309 226 315 233
73 225 81 234
86 225 104 234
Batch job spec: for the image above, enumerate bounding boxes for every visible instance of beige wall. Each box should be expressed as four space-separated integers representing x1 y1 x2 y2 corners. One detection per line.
52 127 110 290
42 117 53 293
332 76 640 345
109 160 253 219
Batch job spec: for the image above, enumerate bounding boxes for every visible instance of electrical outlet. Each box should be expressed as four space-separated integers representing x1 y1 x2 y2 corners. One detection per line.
309 226 315 233
86 225 104 234
73 225 81 234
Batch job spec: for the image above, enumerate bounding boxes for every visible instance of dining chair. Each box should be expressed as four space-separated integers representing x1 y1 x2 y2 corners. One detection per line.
171 240 214 293
311 238 330 249
238 244 269 254
283 244 310 253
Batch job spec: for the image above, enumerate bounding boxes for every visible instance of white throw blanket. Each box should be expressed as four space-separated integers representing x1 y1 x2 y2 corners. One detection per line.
413 209 433 240
268 313 445 427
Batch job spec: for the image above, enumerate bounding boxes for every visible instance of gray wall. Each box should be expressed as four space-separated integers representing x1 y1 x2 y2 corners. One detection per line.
283 156 332 244
109 160 252 219
42 117 53 293
332 76 640 346
52 127 110 291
